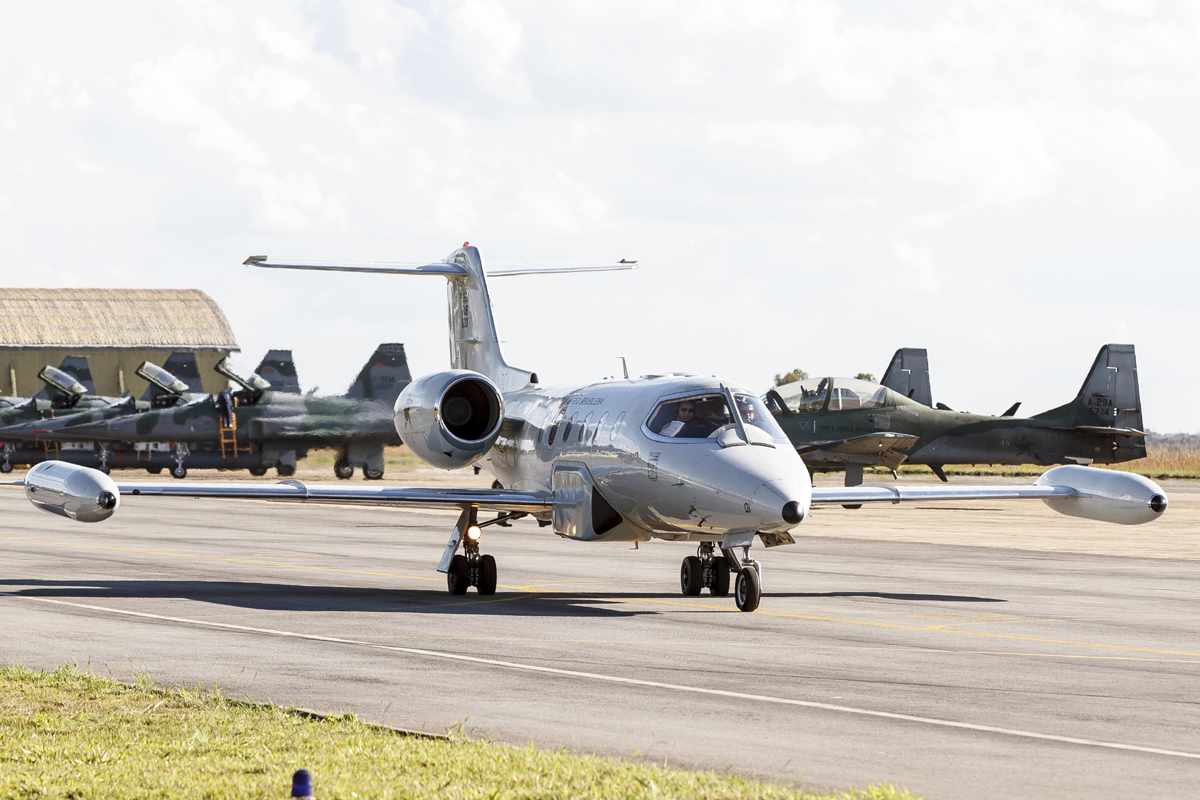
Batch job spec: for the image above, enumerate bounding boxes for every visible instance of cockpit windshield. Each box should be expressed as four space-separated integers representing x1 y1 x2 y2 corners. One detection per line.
768 377 902 415
136 362 189 396
38 365 86 397
647 392 790 445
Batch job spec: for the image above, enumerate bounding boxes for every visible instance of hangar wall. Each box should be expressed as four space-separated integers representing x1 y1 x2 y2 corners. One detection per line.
0 288 239 398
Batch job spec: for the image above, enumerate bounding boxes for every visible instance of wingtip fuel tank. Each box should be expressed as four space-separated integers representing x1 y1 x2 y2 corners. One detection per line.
24 461 120 522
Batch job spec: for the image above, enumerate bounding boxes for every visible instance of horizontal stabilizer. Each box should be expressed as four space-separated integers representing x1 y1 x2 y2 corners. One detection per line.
487 260 637 277
244 256 468 277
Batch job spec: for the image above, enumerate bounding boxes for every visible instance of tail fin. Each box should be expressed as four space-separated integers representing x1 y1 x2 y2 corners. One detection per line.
245 245 634 393
881 348 932 406
1035 344 1143 430
345 343 412 405
255 349 301 394
140 351 203 400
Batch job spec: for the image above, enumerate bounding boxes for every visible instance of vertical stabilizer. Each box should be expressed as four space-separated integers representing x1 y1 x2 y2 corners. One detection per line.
255 349 301 394
1035 344 1143 430
881 348 932 406
345 343 413 405
445 245 536 392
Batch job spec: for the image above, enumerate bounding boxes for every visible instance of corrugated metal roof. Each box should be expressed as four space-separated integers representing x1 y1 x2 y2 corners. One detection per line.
0 289 238 349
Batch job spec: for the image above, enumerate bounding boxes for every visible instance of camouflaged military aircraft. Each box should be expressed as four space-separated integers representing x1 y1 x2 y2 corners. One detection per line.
0 352 206 472
11 244 1168 613
39 345 408 479
765 344 1146 489
0 357 140 472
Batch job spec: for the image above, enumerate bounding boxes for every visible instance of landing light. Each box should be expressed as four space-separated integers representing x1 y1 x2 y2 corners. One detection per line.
465 525 482 542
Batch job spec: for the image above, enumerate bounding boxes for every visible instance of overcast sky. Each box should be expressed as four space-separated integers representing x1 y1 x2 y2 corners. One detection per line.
2 1 1196 431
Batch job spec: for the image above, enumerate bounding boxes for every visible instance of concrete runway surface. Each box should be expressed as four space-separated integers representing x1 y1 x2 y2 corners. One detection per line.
1 475 1197 799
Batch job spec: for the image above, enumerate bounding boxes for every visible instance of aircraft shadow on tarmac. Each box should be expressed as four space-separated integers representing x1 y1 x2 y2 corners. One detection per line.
0 579 1004 617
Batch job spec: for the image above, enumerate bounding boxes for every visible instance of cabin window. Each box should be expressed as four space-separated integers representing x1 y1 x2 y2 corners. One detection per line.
562 419 573 443
592 413 607 443
547 423 559 446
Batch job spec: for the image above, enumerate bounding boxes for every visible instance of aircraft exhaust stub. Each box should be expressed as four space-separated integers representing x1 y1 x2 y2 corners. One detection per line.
395 369 504 470
24 460 119 522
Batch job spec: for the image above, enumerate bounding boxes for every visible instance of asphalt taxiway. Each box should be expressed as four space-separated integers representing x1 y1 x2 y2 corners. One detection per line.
1 475 1197 799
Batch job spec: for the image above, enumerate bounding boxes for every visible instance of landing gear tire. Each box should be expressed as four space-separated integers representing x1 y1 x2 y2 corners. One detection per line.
710 556 731 597
362 466 384 480
276 464 296 478
334 459 354 480
146 466 163 475
447 554 470 595
680 555 703 596
735 566 761 612
0 461 12 474
477 554 498 595
248 467 267 477
170 464 188 480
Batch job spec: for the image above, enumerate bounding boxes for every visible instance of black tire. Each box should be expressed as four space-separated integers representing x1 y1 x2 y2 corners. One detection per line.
0 461 13 474
171 464 187 480
146 466 163 475
248 467 267 477
334 459 354 480
363 466 384 480
680 555 703 596
276 464 296 477
447 554 470 595
735 566 761 612
477 554 498 595
710 556 731 597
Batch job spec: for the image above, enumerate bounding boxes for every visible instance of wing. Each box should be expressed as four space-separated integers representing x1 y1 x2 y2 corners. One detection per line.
114 480 554 514
796 432 919 469
810 465 1167 526
813 482 1070 506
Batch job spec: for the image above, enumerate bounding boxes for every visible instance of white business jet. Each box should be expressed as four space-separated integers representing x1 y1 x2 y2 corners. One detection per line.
19 244 1168 611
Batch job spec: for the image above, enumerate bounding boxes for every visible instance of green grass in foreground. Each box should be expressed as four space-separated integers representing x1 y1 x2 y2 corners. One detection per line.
0 666 917 800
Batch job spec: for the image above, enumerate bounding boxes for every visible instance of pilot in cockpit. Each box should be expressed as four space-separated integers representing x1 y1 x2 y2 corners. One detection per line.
658 400 696 437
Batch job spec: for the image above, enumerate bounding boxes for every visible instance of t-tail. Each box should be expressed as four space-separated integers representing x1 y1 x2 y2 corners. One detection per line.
255 349 301 394
1034 344 1144 434
881 347 932 406
245 244 635 394
345 343 412 405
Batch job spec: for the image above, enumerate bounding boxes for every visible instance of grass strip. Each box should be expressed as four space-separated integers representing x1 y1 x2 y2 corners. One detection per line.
0 665 917 800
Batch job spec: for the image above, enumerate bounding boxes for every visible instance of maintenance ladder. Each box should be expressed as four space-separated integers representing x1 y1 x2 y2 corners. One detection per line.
218 410 251 460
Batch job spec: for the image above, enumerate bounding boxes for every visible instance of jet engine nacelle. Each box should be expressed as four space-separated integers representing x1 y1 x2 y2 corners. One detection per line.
394 370 504 470
24 460 120 522
1037 465 1167 525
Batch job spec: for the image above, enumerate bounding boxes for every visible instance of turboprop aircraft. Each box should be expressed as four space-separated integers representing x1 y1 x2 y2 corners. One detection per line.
766 344 1147 488
13 245 1168 613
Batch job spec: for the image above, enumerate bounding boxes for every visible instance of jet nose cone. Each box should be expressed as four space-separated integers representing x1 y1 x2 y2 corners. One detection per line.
782 500 803 524
1150 494 1167 514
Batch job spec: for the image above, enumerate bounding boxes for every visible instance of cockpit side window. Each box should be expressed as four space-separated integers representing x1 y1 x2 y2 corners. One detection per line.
647 394 731 439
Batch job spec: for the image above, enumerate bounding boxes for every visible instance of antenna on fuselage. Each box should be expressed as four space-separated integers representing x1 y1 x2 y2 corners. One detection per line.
619 356 629 380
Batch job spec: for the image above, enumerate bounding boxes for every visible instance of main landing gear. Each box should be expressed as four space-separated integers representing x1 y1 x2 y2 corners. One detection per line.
680 541 762 612
440 509 525 596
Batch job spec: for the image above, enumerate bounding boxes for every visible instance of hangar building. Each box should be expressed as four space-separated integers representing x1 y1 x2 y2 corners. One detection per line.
0 288 239 397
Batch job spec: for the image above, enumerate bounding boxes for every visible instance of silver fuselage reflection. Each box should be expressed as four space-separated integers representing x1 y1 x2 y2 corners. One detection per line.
401 375 812 543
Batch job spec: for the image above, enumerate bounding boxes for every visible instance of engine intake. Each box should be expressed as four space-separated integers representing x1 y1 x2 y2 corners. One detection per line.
394 370 504 470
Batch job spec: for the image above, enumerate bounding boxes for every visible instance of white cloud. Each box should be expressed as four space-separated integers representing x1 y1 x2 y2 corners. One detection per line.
0 1 1196 430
